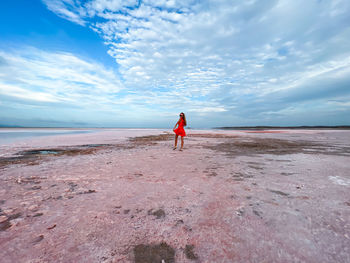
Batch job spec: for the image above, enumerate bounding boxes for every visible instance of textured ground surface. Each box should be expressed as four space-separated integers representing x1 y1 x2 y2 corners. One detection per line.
0 129 350 263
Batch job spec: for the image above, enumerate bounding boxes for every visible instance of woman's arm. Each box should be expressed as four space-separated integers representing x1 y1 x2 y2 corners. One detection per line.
173 120 180 130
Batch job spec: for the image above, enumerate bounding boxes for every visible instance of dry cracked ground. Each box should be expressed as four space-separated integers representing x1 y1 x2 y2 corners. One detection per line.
0 130 350 262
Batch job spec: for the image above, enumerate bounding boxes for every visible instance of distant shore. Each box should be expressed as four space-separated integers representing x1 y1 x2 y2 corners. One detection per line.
215 125 350 130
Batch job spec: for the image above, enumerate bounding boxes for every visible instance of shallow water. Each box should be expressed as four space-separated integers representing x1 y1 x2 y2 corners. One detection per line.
0 128 94 144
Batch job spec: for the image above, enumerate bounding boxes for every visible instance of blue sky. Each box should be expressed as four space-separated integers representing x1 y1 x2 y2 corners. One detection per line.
0 0 350 128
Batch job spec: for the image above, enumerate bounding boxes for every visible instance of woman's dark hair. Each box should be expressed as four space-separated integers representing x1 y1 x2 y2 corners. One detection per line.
180 112 187 126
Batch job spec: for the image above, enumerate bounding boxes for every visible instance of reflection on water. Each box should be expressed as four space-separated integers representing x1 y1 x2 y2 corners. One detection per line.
0 129 95 144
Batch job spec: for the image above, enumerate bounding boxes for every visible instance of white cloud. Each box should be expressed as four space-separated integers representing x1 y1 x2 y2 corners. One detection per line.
86 0 138 13
42 0 87 25
0 83 59 102
0 47 226 127
22 0 350 126
0 48 124 109
190 106 227 113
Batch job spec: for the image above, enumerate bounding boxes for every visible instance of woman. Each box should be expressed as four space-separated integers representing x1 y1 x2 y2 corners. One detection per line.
173 112 187 151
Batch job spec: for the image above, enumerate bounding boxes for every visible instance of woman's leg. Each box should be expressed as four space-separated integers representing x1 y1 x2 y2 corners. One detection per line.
180 136 184 150
174 134 178 149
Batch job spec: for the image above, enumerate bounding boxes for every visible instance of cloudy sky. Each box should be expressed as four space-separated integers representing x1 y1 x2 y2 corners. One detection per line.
1 0 350 128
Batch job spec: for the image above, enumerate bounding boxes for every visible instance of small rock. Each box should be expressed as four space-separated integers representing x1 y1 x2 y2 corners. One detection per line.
47 224 56 230
8 212 22 220
77 189 96 195
33 213 43 217
175 219 184 226
21 202 30 207
269 189 289 196
0 215 8 223
236 208 244 217
68 182 78 188
32 235 44 244
28 205 39 212
183 225 192 232
3 208 15 214
253 210 263 218
0 220 11 231
30 186 41 190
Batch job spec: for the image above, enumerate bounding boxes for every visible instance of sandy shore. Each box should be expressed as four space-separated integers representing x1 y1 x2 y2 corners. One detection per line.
0 129 349 263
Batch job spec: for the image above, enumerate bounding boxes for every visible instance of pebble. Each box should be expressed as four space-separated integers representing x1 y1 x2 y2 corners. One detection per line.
0 215 8 223
47 224 56 230
33 213 43 217
3 208 15 214
28 205 39 211
32 235 44 244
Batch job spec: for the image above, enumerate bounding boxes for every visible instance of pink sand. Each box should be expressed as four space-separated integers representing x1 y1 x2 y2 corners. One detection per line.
0 129 349 262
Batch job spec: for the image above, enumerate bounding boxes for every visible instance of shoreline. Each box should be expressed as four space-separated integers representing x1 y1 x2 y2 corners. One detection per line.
0 128 171 147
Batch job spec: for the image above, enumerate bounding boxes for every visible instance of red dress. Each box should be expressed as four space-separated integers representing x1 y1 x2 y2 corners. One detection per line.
174 119 186 137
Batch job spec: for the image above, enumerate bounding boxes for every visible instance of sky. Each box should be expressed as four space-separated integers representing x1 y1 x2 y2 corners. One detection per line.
0 0 350 128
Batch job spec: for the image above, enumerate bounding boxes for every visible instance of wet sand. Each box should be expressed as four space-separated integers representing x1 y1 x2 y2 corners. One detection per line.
0 129 349 262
